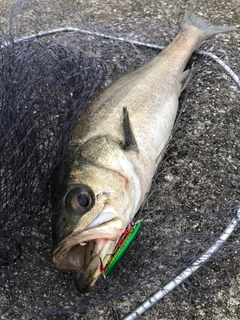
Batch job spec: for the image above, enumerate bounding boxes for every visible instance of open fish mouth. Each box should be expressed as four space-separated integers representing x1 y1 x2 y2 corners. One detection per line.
53 237 113 270
53 218 123 292
53 237 116 292
76 239 115 292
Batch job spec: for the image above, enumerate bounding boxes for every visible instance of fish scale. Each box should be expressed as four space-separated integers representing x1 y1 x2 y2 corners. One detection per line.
51 11 235 293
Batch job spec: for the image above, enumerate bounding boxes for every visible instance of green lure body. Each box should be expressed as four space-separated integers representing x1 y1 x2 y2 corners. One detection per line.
103 221 142 278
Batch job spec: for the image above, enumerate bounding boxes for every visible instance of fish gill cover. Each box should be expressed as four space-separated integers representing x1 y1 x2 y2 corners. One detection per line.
0 0 240 319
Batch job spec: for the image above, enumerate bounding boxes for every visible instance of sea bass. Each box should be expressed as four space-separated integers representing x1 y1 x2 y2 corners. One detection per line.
51 11 235 292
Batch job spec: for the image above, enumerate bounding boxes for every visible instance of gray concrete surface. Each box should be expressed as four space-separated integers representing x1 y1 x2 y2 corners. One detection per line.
0 0 240 319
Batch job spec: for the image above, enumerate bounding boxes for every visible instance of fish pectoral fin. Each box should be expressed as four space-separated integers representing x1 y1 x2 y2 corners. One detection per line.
122 107 139 152
180 66 193 92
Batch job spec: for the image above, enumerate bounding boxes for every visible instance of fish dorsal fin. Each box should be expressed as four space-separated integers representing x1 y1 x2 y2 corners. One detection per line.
122 107 139 152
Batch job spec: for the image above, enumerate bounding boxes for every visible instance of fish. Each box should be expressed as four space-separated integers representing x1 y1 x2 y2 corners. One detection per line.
50 11 235 293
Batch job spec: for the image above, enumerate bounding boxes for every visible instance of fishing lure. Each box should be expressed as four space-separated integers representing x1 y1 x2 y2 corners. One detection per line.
100 221 142 278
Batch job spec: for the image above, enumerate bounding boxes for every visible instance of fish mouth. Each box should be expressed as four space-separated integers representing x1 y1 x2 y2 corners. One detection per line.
75 238 115 292
53 213 124 292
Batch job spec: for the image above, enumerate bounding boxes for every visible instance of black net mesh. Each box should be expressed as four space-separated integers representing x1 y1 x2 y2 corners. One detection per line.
0 37 106 265
0 0 240 319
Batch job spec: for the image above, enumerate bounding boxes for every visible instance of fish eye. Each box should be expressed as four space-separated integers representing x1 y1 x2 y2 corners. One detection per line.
65 186 95 213
78 193 90 208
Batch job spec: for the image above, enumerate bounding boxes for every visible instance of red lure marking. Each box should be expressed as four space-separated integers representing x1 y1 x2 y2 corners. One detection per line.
93 252 106 277
100 262 106 277
117 222 131 247
98 222 132 276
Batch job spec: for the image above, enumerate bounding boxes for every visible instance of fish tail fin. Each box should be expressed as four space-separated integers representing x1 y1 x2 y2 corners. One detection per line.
180 11 236 39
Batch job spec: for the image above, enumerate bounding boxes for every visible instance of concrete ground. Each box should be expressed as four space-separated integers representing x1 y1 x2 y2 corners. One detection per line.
0 0 239 319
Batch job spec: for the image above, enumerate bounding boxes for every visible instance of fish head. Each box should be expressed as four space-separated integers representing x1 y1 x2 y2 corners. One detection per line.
51 154 140 292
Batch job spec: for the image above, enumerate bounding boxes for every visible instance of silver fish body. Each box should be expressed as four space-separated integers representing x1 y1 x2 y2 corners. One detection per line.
51 11 235 292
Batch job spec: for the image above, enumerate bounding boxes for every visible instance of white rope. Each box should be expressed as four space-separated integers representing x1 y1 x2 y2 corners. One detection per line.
5 27 239 88
123 207 240 320
10 27 166 50
198 50 240 89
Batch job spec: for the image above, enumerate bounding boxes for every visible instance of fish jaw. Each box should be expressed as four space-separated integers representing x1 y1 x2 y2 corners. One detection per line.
76 238 116 292
52 213 124 291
